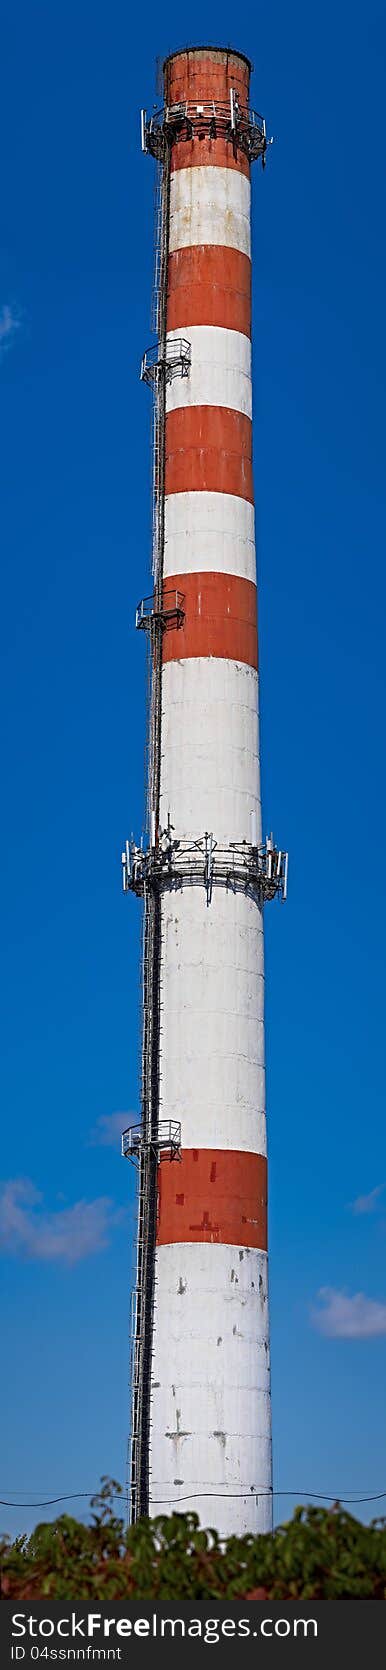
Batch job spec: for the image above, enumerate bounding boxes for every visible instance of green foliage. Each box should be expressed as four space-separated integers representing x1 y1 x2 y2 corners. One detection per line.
1 1480 386 1599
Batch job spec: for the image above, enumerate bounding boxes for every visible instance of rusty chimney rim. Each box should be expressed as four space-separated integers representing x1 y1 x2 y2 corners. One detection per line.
163 45 253 73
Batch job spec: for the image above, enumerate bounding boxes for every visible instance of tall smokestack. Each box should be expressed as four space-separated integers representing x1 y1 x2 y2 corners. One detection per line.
122 45 287 1538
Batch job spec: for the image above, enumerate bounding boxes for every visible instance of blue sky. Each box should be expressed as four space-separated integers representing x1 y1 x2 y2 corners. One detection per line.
1 0 386 1539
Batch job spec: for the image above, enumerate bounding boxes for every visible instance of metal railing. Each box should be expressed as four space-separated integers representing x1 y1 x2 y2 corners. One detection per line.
141 93 272 166
122 1119 182 1164
141 337 191 386
135 588 185 633
122 829 288 907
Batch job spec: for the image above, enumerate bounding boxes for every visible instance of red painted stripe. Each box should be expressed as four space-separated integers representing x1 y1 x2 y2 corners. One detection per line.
162 571 257 669
165 51 251 176
170 136 250 178
164 50 250 109
157 1149 267 1250
167 246 251 336
165 406 254 503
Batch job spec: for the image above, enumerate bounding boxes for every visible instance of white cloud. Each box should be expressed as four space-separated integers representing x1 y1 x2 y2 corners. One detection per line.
349 1184 384 1216
311 1286 386 1339
0 305 20 358
88 1111 135 1148
0 1177 122 1265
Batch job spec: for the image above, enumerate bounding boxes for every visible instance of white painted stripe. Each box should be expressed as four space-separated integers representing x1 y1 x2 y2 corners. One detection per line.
159 886 266 1153
150 1242 272 1537
150 1477 272 1536
169 165 251 257
159 658 265 1151
166 324 252 419
154 1384 271 1438
160 657 261 846
164 490 256 582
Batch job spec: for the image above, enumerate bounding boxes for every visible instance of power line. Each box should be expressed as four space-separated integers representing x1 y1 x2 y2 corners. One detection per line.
1 1489 386 1508
151 1491 386 1506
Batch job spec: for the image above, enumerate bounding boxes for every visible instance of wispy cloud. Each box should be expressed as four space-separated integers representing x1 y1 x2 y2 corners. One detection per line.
311 1286 386 1339
0 1178 123 1265
88 1111 135 1148
0 304 20 359
349 1184 384 1216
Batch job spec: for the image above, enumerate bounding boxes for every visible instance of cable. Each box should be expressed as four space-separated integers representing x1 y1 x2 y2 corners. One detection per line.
1 1489 386 1507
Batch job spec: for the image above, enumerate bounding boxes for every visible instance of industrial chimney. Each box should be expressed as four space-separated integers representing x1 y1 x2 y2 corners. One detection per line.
122 45 287 1539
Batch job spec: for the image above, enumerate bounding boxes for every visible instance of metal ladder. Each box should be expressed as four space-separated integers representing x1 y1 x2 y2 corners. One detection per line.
128 140 172 1524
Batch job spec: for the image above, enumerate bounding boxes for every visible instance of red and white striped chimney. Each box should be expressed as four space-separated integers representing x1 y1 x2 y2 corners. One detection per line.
152 46 270 1539
123 45 286 1539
